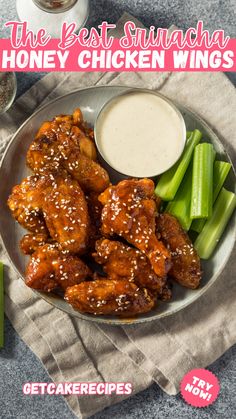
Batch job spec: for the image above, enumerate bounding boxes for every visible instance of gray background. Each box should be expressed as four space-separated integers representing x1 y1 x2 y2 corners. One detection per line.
0 1 236 418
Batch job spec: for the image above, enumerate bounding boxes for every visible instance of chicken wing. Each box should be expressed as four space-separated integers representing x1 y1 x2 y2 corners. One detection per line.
62 148 110 193
157 213 202 289
27 110 96 172
20 233 49 255
9 171 90 254
42 174 90 254
94 238 166 295
159 282 172 301
99 179 171 278
86 192 103 250
8 176 47 234
27 108 110 193
65 279 155 316
25 243 91 292
26 122 61 174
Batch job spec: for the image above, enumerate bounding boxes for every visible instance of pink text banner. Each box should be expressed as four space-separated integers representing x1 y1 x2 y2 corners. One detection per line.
0 20 235 72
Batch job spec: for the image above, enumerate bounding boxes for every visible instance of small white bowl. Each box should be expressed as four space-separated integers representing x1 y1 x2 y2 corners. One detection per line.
95 89 186 178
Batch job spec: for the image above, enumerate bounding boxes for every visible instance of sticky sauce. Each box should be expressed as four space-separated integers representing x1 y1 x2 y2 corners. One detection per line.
96 92 186 177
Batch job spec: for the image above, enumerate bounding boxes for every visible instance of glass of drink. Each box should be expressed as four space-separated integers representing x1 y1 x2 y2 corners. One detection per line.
16 0 89 38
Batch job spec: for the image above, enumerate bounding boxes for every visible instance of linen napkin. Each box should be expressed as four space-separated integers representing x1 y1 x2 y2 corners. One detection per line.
1 13 236 419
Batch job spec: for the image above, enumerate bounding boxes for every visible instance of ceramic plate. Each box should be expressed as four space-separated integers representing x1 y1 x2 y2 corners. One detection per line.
0 85 235 325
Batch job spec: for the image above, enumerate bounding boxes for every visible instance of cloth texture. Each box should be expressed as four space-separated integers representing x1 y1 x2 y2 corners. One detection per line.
0 13 236 419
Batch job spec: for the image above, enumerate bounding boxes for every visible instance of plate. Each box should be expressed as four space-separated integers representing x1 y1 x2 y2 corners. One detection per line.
0 85 235 325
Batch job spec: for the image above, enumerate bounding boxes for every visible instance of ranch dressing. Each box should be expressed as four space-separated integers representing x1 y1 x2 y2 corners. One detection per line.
95 91 186 177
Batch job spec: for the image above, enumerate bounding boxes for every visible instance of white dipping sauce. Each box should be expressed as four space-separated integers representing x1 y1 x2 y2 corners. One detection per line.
96 92 186 177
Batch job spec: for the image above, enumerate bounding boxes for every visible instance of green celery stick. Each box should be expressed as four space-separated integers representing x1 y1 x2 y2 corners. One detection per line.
194 188 236 259
165 164 192 230
191 160 231 232
213 161 232 201
191 218 206 234
0 262 3 348
186 131 192 139
190 143 215 219
155 129 202 201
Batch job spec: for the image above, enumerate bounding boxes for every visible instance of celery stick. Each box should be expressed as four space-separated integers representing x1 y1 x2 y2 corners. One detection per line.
0 262 3 348
165 164 192 230
194 188 236 259
212 161 232 201
186 131 192 139
191 160 231 232
190 143 215 219
155 129 202 201
191 217 206 234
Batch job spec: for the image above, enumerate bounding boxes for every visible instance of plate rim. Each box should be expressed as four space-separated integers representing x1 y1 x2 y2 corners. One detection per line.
1 84 236 326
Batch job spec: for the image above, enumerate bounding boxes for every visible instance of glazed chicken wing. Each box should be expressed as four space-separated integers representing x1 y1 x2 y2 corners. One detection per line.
27 110 96 173
71 108 95 141
25 244 91 292
42 174 90 254
20 233 49 255
27 122 62 173
157 213 202 289
9 172 90 254
26 109 110 193
99 179 171 278
159 283 172 301
65 279 155 316
94 239 166 295
8 176 47 234
86 192 103 250
62 148 110 193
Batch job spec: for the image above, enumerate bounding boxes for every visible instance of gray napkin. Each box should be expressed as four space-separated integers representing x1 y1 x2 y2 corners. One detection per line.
1 13 236 419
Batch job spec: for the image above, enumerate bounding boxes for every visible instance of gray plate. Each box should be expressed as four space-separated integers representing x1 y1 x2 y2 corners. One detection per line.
0 85 235 325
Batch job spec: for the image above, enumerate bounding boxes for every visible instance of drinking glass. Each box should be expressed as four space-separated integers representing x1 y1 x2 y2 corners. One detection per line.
16 0 89 38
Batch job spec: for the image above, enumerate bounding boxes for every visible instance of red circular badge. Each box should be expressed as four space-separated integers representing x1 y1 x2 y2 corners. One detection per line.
180 369 220 408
